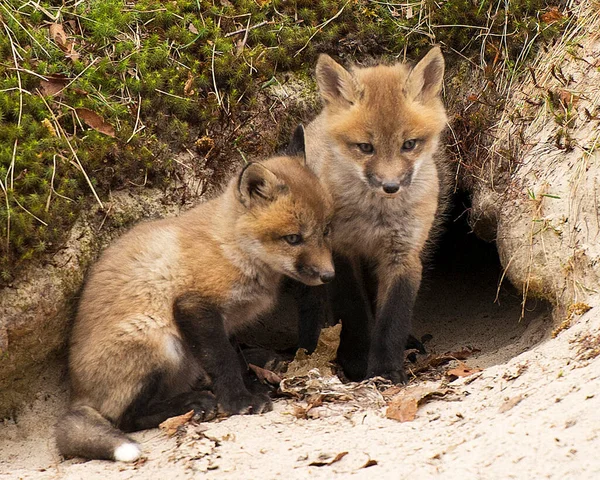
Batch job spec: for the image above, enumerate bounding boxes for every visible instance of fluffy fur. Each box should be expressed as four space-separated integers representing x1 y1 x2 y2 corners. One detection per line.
56 129 334 461
300 47 449 383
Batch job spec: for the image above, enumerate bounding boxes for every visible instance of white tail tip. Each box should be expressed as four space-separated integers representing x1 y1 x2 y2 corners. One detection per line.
114 442 142 462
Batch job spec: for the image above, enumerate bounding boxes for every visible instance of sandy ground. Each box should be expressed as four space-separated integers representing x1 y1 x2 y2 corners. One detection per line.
6 228 600 479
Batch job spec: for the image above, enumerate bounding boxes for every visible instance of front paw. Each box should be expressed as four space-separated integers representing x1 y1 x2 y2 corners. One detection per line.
185 391 218 422
379 369 408 385
219 392 273 416
367 363 407 384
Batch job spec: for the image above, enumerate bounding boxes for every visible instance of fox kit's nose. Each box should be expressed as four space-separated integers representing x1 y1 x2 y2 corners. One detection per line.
382 182 400 194
320 271 335 283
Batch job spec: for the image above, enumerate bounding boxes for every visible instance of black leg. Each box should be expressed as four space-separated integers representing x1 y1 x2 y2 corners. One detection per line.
121 391 218 432
173 292 272 415
367 269 420 384
296 281 330 354
331 255 373 381
119 372 218 432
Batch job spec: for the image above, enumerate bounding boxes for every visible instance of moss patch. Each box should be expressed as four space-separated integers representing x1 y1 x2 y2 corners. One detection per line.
0 0 564 284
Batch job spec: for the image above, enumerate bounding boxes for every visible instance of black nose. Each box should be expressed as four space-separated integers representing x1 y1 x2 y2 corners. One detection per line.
382 182 400 194
320 271 335 283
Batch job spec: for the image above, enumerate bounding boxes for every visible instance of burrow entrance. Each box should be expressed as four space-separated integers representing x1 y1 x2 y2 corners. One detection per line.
413 190 552 369
240 190 553 369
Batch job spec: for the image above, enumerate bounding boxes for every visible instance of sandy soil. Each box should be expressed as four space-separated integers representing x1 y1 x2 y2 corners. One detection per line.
5 225 598 480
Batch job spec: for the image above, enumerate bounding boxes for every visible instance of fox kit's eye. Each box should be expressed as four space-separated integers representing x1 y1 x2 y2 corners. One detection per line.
357 143 374 154
283 234 303 245
402 139 417 151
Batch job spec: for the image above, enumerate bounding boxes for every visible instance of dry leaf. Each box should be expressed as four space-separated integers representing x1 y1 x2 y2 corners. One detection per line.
188 23 199 35
285 324 341 378
75 108 116 137
309 451 348 467
66 44 80 62
49 23 79 61
386 395 418 422
386 383 446 422
498 394 524 413
541 7 564 24
248 363 282 386
39 75 68 96
559 89 579 107
49 23 68 49
292 394 324 419
381 385 402 398
184 73 195 96
159 410 194 437
361 459 378 468
447 361 483 378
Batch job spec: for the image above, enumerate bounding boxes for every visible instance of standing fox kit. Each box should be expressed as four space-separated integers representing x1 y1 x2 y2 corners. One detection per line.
56 127 334 462
300 47 448 383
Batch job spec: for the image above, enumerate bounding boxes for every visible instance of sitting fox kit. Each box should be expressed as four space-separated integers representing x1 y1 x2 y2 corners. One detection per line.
56 127 334 462
301 47 448 383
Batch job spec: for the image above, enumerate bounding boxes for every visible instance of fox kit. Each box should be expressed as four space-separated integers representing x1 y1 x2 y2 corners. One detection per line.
299 48 448 383
56 126 334 462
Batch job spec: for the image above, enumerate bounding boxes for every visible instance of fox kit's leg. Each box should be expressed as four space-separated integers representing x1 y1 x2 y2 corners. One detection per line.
366 254 422 383
173 292 272 415
331 255 374 381
119 371 217 432
296 281 330 354
57 322 217 461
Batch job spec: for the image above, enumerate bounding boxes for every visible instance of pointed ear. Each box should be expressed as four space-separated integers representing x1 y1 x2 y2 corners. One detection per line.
237 163 287 208
285 124 306 164
315 54 359 106
405 46 445 102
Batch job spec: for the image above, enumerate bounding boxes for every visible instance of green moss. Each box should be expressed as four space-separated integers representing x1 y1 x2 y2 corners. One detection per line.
0 0 565 284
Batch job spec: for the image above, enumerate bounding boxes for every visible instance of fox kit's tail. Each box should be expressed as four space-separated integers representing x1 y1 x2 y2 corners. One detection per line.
56 405 141 462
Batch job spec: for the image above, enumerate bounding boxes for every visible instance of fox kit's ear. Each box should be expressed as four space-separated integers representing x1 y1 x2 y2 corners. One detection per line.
238 163 287 208
405 46 445 103
315 54 359 107
285 124 306 164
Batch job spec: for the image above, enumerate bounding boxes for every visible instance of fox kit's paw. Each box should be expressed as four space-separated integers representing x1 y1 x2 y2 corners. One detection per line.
186 391 218 422
366 366 407 385
219 392 273 416
381 369 408 385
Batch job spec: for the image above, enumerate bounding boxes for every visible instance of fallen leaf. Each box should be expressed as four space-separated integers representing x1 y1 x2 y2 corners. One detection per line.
285 324 341 378
39 76 68 96
75 108 116 137
49 23 79 61
381 385 402 398
66 43 80 62
188 23 199 35
184 73 195 96
361 459 378 468
559 89 579 107
386 382 446 422
309 451 348 467
248 363 282 386
386 395 418 422
541 7 564 24
49 23 68 49
447 361 483 379
159 410 194 437
292 394 324 419
498 394 524 413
